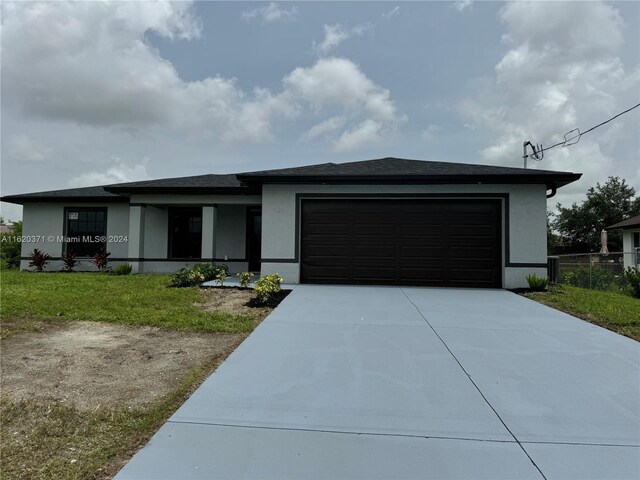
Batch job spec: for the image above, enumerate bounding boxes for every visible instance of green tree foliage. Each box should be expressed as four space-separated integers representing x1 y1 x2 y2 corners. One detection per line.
0 221 23 269
551 177 639 252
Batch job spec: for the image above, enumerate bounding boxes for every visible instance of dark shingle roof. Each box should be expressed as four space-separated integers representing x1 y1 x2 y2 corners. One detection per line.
1 186 128 204
237 157 581 188
1 157 582 204
104 174 249 193
607 215 640 230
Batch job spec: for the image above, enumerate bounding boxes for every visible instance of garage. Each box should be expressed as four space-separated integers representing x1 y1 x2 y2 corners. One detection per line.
300 199 502 288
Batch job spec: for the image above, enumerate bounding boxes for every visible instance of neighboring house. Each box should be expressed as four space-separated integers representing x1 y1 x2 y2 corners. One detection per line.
607 215 640 268
1 157 581 288
0 223 15 234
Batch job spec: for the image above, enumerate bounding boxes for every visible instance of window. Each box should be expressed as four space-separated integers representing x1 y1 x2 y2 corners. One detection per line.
169 207 202 259
65 208 107 257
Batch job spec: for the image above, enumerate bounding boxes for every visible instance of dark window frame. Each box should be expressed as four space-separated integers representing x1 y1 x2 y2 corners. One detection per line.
62 207 108 258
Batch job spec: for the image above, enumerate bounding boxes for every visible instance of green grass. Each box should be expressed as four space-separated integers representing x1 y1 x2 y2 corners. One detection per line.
0 270 256 336
526 285 640 341
0 353 233 480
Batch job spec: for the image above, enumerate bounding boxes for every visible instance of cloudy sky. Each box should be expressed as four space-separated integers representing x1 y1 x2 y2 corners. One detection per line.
1 1 639 220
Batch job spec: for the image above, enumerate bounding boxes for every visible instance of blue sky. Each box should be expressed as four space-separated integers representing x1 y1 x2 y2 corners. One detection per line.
1 1 639 220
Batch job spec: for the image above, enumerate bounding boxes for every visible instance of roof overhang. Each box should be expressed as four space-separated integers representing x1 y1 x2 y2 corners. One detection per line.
236 173 582 190
102 186 260 195
0 195 130 205
606 217 640 230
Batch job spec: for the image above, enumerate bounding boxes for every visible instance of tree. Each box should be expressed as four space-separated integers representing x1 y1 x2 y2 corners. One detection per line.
551 177 639 252
0 220 22 269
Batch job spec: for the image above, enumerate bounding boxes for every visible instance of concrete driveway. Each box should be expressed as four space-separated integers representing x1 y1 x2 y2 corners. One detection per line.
116 285 640 480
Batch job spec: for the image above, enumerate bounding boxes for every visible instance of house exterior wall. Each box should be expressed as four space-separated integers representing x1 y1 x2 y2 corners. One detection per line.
20 203 130 271
622 229 640 268
215 205 247 261
19 199 253 274
260 183 548 289
17 185 550 287
142 205 168 258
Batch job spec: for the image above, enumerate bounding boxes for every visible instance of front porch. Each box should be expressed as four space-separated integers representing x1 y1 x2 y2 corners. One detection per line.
127 197 262 274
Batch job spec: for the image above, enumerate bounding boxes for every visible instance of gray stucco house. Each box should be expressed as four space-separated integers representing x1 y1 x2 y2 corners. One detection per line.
2 157 581 288
607 215 640 268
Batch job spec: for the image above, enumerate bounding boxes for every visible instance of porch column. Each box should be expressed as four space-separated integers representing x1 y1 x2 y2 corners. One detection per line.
128 204 146 273
201 205 217 261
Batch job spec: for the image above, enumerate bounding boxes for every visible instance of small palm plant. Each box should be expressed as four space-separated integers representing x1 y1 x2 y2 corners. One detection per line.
91 249 111 271
61 250 78 272
526 273 549 292
28 249 51 272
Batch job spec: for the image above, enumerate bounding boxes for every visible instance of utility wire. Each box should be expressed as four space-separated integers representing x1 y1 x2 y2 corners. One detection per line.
536 102 640 157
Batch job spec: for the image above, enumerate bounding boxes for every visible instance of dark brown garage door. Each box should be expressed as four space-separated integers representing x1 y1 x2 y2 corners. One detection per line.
300 199 502 288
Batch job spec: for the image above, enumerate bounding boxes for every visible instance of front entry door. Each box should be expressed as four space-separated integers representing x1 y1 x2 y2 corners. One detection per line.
247 208 262 272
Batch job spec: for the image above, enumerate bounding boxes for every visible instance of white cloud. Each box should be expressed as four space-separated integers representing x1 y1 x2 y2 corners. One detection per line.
333 119 384 153
312 23 373 56
300 116 345 142
458 1 639 206
382 7 400 20
5 134 51 163
1 2 405 157
241 2 297 24
284 57 405 150
1 1 297 143
68 159 150 188
453 1 473 13
284 57 401 121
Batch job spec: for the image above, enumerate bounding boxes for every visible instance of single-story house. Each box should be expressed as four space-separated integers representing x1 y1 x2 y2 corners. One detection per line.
1 157 581 288
607 215 640 268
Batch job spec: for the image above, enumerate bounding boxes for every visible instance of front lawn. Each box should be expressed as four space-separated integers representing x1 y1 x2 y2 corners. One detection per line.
1 353 230 480
525 285 640 341
0 270 277 479
0 270 256 337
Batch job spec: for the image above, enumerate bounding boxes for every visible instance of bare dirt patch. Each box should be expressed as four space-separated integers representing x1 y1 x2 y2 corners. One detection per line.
1 321 245 411
198 287 275 320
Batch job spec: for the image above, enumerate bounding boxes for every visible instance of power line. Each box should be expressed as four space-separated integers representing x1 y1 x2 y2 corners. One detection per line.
523 102 640 167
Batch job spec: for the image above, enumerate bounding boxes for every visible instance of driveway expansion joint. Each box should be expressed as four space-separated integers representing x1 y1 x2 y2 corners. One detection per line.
400 287 549 480
167 419 519 444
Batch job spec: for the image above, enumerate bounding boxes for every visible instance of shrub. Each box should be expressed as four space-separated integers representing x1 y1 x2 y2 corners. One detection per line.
170 263 230 288
215 269 227 287
28 249 51 272
526 273 549 292
170 268 192 287
170 267 204 287
254 273 284 304
237 271 254 288
192 263 229 282
192 263 216 282
623 267 640 299
91 249 111 271
61 250 78 272
0 221 22 269
113 263 133 276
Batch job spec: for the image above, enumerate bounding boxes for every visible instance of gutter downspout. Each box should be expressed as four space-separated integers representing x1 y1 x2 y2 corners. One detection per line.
547 186 557 198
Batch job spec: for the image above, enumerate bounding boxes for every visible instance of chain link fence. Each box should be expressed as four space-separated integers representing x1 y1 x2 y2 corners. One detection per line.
548 251 639 291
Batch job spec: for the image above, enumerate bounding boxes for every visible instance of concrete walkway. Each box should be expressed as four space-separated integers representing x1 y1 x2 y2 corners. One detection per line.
116 285 640 480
